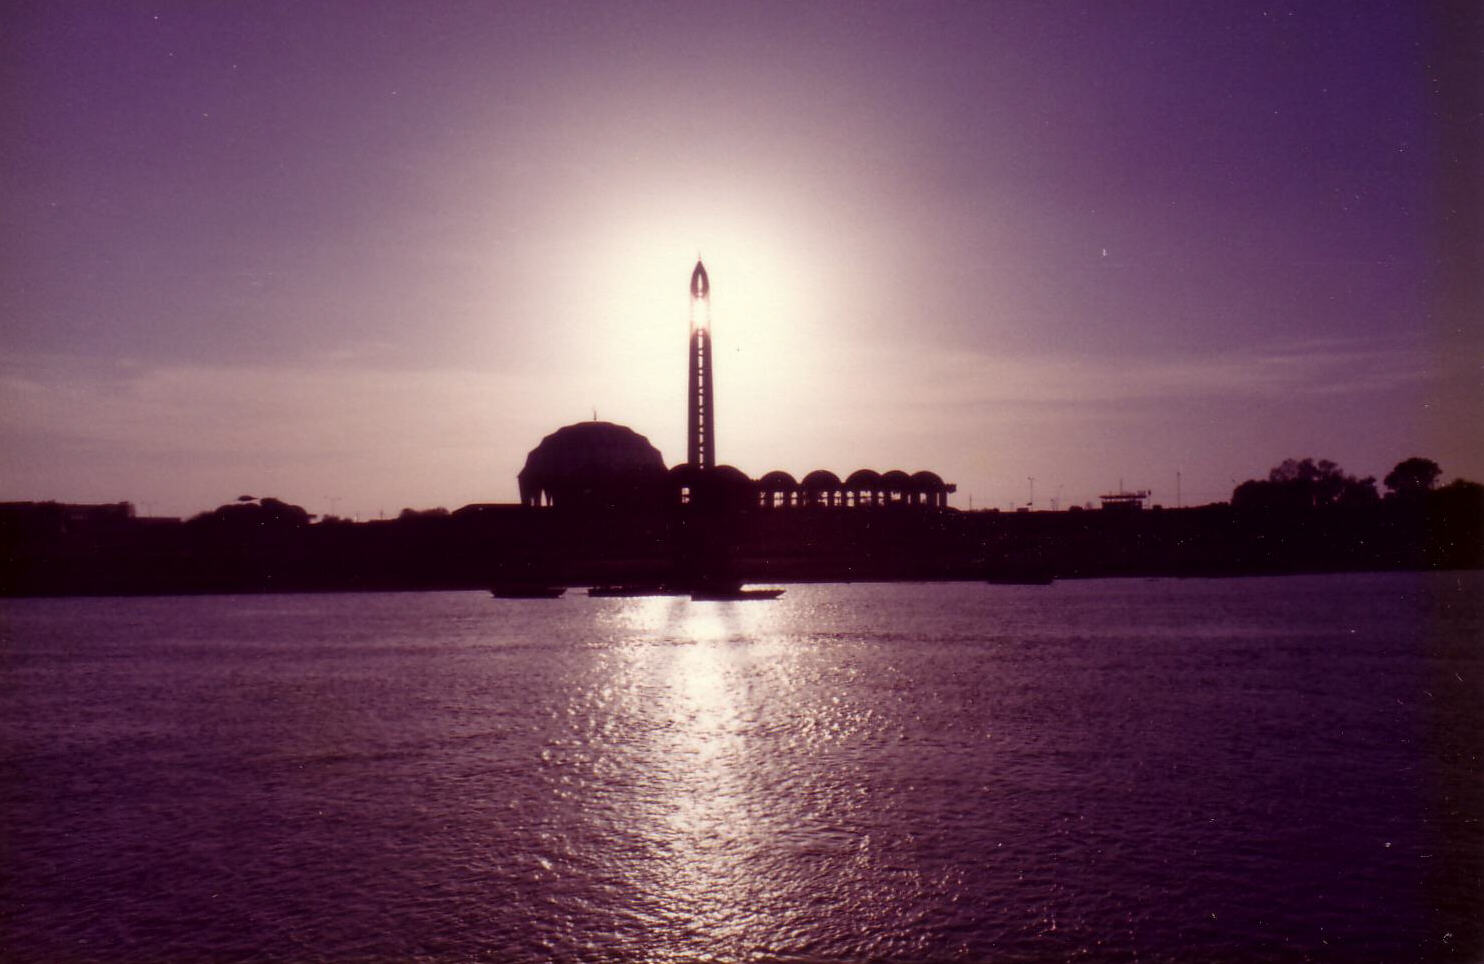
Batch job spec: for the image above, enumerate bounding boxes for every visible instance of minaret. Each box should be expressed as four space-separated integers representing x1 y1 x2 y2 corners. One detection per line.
687 259 714 470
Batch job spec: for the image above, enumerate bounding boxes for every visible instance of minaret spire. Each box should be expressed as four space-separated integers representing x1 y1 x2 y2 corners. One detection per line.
687 259 714 470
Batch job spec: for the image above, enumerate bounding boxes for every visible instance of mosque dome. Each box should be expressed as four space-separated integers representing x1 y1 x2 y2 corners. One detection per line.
518 422 667 509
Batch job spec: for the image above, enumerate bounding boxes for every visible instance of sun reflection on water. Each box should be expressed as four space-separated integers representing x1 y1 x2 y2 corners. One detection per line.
659 619 764 950
594 595 788 954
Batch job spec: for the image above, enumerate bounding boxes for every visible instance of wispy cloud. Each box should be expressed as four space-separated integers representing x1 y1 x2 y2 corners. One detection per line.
841 338 1433 411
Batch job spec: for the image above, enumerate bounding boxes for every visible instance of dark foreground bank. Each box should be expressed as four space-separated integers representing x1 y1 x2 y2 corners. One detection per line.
2 488 1480 596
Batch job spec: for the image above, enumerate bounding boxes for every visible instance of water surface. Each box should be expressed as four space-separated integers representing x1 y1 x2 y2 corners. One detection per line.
3 574 1480 961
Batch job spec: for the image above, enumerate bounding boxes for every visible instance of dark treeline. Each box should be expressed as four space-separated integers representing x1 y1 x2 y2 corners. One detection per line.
2 458 1479 596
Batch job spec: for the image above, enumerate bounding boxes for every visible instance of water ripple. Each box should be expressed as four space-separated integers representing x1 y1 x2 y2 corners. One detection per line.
2 575 1480 961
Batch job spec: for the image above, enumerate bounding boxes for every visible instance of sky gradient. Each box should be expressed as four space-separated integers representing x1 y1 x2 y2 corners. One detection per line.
4 1 1480 518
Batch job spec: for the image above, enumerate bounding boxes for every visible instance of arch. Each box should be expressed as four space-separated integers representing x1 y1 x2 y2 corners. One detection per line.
910 470 948 507
909 470 945 489
712 464 753 488
668 463 755 510
801 469 842 508
758 470 799 508
844 469 882 507
882 469 911 504
669 462 704 505
712 464 757 512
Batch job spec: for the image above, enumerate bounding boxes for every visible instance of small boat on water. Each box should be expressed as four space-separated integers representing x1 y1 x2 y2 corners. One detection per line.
689 584 786 601
490 584 566 599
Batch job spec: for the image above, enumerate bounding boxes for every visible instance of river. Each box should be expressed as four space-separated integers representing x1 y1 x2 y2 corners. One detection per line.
2 573 1480 961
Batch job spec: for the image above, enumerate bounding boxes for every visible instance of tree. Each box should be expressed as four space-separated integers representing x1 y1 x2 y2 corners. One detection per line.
398 507 450 521
188 496 313 528
1383 458 1441 500
1425 478 1484 569
1232 458 1377 510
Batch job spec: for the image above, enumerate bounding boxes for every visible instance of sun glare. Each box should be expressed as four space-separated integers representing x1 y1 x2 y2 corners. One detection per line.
573 199 845 472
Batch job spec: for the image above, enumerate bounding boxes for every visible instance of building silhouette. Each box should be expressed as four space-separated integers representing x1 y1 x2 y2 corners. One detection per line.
517 422 667 511
5 267 1481 598
516 260 956 512
687 259 715 471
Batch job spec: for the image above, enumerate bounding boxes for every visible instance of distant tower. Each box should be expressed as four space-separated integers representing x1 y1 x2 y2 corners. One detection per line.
687 259 714 470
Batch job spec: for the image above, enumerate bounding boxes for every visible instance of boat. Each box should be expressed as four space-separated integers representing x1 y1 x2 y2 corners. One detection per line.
689 584 786 601
490 584 566 598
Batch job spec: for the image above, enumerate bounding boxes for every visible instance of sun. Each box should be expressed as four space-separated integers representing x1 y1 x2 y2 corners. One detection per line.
569 201 846 474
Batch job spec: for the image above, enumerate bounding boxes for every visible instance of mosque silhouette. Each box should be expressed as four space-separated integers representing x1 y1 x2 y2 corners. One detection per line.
515 260 956 515
12 264 1461 598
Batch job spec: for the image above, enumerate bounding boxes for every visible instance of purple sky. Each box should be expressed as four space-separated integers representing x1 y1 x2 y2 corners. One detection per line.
3 1 1480 518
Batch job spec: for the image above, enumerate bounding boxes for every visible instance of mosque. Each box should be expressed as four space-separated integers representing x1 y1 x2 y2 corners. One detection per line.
515 260 956 514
